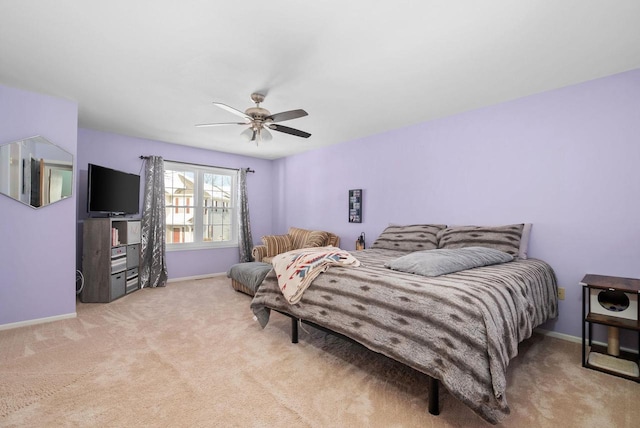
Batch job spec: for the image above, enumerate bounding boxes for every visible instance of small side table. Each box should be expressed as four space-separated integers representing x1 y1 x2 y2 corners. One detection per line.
581 274 640 381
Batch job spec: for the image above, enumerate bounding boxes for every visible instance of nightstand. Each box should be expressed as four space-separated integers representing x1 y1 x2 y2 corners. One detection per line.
581 274 640 381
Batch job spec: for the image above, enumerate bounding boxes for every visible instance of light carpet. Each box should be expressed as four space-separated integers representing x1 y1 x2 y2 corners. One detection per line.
1 276 639 427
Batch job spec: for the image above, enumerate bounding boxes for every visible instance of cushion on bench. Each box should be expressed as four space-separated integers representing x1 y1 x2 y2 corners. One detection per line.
227 262 272 296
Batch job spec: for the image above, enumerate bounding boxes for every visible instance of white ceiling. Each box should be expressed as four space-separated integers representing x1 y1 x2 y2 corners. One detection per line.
1 1 639 160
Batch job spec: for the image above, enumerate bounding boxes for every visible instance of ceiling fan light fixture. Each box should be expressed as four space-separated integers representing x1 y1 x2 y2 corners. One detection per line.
241 128 255 141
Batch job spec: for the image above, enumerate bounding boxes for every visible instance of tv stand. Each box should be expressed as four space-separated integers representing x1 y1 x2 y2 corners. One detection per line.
81 218 141 303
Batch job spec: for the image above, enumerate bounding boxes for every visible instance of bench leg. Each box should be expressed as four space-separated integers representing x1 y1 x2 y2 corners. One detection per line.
291 317 299 343
428 376 440 415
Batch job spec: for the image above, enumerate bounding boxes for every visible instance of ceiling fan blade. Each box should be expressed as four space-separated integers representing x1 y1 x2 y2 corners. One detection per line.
267 124 311 138
266 109 308 123
241 127 256 141
195 122 248 127
212 102 252 120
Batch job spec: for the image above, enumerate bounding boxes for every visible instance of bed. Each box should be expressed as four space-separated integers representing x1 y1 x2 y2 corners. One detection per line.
249 225 558 424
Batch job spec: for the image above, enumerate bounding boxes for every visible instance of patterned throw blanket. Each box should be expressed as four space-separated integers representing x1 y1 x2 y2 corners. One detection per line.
251 248 558 424
272 246 360 304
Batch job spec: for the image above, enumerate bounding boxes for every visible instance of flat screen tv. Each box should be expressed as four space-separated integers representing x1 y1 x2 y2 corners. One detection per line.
87 163 141 215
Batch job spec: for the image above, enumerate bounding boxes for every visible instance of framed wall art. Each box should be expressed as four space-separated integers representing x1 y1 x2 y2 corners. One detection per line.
349 189 362 223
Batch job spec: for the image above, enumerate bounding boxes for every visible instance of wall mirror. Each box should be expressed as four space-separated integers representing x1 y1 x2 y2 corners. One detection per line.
0 135 73 209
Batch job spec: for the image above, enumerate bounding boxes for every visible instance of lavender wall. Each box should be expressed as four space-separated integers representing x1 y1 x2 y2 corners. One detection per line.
0 84 78 326
273 69 640 339
4 68 638 338
77 128 274 279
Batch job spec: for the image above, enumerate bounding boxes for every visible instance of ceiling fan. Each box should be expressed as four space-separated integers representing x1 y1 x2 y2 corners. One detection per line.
196 93 311 144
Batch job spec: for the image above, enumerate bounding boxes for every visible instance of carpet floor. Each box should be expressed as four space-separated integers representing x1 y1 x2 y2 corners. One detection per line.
1 276 639 427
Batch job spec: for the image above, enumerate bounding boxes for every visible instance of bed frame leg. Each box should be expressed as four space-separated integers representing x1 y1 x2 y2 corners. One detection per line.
428 377 440 415
291 317 299 343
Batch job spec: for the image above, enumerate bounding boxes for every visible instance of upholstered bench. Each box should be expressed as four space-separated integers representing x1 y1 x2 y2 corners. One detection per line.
226 262 272 296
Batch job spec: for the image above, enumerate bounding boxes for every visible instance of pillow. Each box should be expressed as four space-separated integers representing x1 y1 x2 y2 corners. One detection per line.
304 230 329 248
287 227 311 249
371 224 447 252
437 224 524 257
261 234 293 257
447 223 532 259
326 233 340 247
385 247 513 277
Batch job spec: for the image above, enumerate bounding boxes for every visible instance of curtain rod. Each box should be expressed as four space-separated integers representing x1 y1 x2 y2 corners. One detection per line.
139 156 254 173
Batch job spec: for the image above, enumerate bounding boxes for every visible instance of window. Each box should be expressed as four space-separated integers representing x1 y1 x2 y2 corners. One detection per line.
164 161 238 250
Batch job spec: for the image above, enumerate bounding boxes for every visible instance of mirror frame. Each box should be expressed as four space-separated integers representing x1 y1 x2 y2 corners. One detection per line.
0 135 74 209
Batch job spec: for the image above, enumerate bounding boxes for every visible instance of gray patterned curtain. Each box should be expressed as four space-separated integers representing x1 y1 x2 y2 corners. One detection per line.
237 168 254 262
140 156 168 288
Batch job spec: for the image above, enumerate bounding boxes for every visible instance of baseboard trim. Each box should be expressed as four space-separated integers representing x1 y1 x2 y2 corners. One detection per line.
535 327 639 354
534 328 581 344
0 312 77 331
167 272 227 283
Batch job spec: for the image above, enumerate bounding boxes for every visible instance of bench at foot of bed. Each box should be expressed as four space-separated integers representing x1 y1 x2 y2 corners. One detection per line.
227 262 272 296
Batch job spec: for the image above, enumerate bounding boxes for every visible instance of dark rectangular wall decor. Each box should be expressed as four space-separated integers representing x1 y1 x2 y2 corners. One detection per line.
349 189 362 223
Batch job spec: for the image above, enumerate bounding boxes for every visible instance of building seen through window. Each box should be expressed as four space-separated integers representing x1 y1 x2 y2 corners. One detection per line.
164 161 237 249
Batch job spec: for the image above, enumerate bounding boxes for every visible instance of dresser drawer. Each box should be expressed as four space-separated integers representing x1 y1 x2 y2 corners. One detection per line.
127 244 139 268
110 271 126 300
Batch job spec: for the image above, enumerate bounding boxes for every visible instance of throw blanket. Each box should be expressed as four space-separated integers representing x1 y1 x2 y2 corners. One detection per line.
272 246 360 304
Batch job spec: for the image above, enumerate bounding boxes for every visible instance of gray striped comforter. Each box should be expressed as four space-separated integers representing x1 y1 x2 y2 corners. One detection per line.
250 248 558 424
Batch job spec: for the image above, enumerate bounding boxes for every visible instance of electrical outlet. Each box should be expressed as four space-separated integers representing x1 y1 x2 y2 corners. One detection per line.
557 287 565 300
